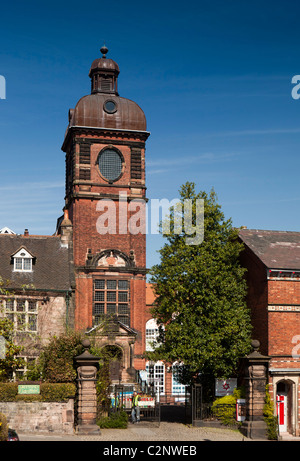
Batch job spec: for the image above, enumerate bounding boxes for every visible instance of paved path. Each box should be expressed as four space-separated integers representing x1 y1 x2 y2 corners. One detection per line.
18 422 250 442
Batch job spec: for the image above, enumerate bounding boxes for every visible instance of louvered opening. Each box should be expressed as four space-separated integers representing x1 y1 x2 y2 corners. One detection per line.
101 77 112 92
79 144 91 164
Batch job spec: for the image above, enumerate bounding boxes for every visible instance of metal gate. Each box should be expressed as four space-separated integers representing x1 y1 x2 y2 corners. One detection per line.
110 384 160 425
185 384 205 426
159 393 188 423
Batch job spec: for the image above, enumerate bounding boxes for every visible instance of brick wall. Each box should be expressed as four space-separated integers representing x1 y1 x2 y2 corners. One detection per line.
71 198 146 268
268 311 300 358
240 245 269 354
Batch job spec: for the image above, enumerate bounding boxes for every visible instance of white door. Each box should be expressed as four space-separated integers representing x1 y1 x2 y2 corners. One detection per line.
276 393 287 433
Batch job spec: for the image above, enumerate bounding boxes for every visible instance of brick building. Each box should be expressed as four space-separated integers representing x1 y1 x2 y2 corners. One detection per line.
56 45 151 384
239 228 300 436
0 46 183 395
2 47 300 421
0 230 74 377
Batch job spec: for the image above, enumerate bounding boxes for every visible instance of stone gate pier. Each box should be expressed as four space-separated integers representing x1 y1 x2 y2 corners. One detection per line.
75 339 101 435
241 340 270 439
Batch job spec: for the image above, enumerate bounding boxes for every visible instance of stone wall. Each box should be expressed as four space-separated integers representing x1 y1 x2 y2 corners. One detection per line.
0 399 74 434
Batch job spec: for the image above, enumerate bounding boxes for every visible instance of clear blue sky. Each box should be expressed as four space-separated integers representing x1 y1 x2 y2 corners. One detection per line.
1 0 300 269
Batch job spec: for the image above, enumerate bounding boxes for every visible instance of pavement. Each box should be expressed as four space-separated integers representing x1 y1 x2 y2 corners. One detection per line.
17 422 252 442
14 422 300 443
279 432 300 441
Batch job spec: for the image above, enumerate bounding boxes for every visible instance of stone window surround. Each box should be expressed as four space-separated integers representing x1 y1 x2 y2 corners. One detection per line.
2 297 38 332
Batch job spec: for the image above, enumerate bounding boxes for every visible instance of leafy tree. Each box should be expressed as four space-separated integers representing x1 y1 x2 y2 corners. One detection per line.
0 317 25 381
148 182 252 384
27 331 84 382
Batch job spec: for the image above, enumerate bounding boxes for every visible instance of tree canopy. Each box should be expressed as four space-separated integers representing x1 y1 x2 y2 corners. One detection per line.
148 182 252 383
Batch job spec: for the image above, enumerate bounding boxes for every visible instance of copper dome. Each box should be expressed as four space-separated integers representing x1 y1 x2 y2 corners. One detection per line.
69 93 147 131
89 57 120 76
67 47 147 132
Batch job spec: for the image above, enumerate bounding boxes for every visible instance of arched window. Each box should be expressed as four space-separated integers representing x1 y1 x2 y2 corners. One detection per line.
145 318 159 351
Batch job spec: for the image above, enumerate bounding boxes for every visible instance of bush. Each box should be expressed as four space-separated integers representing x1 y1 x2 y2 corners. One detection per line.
263 385 278 440
40 383 76 401
211 394 237 426
27 332 84 383
0 383 18 401
0 412 8 441
97 410 128 429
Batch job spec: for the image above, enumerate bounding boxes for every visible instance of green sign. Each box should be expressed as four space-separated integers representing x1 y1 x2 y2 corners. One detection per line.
18 385 40 395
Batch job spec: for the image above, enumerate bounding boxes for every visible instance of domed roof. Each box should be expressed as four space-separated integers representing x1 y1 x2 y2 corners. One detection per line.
89 45 119 76
67 46 147 132
69 93 147 131
89 57 120 75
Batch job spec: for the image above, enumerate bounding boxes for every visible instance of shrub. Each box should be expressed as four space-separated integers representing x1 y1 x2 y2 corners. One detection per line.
27 331 84 383
211 394 237 425
263 385 278 440
97 410 128 429
0 383 18 401
0 412 8 441
40 383 76 401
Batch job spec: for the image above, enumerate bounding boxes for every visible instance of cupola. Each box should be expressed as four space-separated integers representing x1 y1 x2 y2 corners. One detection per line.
89 45 120 95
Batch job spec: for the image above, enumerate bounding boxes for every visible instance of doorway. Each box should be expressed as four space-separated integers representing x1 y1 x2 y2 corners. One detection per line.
276 381 291 434
100 345 123 382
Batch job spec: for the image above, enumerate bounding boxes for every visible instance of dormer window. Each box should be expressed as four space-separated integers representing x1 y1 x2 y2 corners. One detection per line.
12 248 34 272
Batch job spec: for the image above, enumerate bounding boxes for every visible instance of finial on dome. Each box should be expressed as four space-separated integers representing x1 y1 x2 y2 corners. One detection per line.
100 44 108 58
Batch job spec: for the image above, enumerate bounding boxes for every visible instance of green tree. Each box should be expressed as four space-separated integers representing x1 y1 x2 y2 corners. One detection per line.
0 317 25 381
27 331 84 383
148 182 252 383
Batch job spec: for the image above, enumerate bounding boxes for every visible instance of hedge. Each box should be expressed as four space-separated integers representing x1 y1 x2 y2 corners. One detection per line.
0 382 76 402
211 394 237 425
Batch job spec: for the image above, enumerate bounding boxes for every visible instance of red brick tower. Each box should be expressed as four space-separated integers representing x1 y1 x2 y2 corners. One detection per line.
61 46 150 382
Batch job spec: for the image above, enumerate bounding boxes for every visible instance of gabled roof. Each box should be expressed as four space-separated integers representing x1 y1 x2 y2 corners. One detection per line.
86 318 137 337
11 246 35 259
239 228 300 270
0 234 72 291
0 227 15 234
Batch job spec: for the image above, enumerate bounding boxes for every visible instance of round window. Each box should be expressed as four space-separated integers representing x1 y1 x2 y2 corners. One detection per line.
104 100 117 114
98 149 122 181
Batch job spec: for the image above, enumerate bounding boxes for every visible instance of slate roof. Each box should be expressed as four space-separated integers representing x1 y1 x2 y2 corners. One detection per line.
239 229 300 270
0 234 72 291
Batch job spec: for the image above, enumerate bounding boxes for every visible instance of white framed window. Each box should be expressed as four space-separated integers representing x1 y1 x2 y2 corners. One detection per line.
172 362 186 395
145 318 159 351
146 361 165 395
4 298 38 332
12 248 33 272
